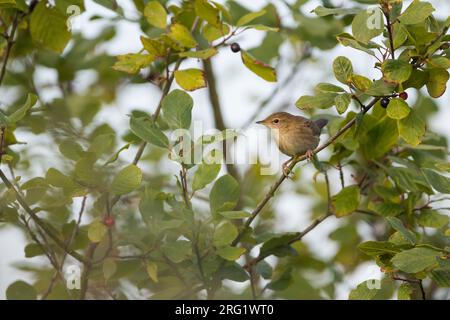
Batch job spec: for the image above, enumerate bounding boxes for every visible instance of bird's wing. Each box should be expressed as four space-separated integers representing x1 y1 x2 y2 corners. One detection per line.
296 116 321 136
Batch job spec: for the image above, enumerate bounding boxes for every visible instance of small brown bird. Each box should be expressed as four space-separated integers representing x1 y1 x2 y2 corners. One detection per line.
257 112 328 175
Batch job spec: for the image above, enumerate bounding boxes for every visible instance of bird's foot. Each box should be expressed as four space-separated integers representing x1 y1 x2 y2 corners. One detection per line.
305 150 314 162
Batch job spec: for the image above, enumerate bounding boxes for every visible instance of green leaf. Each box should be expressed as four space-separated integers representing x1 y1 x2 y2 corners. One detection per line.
352 8 383 44
386 217 416 245
386 98 410 120
259 233 299 258
88 220 107 243
174 69 207 91
219 211 251 219
398 283 413 300
59 140 84 161
9 94 38 124
267 267 292 291
144 1 167 29
24 243 45 258
334 93 351 114
331 185 360 217
236 9 266 26
146 262 158 282
192 162 221 191
103 258 117 281
255 260 273 279
336 33 377 57
349 280 380 300
103 143 131 166
178 47 218 59
429 268 450 287
140 36 166 57
209 174 240 212
88 133 115 157
194 0 220 27
113 54 154 74
217 246 246 261
351 74 373 92
398 109 425 146
45 168 73 188
295 93 337 110
213 221 238 247
312 6 359 17
30 2 71 53
6 281 37 300
162 240 192 263
428 57 450 69
110 164 142 195
382 59 413 83
417 210 449 228
399 0 435 25
368 201 404 217
358 241 401 256
161 89 193 129
426 68 449 98
202 23 230 42
422 169 450 194
391 247 439 273
241 50 276 82
365 80 396 96
169 23 197 48
333 56 353 84
221 262 249 282
362 117 398 159
314 83 345 93
129 116 169 149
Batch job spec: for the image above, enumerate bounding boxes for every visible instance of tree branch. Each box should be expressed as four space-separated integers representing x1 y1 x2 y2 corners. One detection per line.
0 169 87 263
245 171 332 269
202 58 240 180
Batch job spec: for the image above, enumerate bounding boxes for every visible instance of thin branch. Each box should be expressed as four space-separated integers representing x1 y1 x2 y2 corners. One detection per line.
42 196 88 299
338 161 345 188
383 12 395 60
0 169 87 263
79 243 98 300
245 172 333 269
202 58 240 180
0 13 19 86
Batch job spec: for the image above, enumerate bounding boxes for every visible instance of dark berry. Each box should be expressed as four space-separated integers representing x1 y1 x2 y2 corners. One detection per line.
399 92 408 100
380 97 390 108
103 216 115 227
230 43 240 53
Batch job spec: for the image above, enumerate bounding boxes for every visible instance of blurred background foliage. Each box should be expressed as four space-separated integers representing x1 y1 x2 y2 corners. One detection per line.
0 0 449 300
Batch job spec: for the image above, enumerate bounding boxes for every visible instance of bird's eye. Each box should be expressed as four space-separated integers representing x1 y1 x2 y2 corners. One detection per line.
272 119 280 124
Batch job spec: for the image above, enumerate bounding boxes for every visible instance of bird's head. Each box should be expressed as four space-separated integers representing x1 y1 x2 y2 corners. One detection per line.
256 112 294 131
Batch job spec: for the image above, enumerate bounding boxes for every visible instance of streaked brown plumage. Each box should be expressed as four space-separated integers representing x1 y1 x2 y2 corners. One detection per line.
257 112 328 175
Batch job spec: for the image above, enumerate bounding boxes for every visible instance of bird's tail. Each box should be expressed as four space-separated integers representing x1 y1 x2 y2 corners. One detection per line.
315 119 329 131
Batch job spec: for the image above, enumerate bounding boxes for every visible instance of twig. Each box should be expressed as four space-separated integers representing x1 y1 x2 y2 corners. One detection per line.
202 58 240 180
79 243 98 300
338 161 345 188
42 196 88 299
383 11 395 59
245 172 333 268
0 169 87 263
0 13 19 86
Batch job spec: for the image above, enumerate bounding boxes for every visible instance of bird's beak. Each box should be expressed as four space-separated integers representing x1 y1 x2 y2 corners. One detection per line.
256 120 265 125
